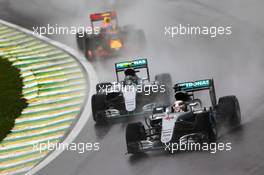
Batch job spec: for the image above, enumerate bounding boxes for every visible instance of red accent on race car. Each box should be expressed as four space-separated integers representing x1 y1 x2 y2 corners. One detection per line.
87 50 93 58
90 11 117 21
164 115 174 121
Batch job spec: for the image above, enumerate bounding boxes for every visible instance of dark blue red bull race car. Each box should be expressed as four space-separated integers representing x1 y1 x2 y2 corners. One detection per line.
76 11 146 60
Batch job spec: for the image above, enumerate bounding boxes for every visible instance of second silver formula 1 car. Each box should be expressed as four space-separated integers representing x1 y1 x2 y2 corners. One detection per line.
91 58 172 124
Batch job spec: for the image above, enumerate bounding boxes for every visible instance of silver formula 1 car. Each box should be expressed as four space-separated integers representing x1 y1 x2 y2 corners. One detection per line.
126 79 241 154
91 58 172 124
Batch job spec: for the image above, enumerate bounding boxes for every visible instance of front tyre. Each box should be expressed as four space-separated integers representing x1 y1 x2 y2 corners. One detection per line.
126 122 146 154
91 94 107 124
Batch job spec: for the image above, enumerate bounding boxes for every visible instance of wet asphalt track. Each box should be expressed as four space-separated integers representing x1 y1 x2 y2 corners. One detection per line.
1 0 264 175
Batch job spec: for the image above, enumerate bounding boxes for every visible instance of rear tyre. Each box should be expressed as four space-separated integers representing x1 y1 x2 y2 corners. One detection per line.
91 94 107 124
155 73 172 106
84 34 96 60
126 122 146 154
76 31 85 51
217 96 241 127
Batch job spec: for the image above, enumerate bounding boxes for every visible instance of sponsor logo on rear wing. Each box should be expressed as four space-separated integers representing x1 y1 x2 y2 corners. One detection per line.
115 58 148 72
174 79 212 92
90 11 117 21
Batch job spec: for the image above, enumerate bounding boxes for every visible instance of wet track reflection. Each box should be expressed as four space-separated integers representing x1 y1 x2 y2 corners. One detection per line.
1 0 264 175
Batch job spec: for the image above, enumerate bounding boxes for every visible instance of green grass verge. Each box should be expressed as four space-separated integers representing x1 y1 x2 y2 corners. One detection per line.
0 57 28 142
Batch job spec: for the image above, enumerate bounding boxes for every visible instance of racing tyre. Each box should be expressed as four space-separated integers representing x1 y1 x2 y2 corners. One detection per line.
217 96 241 127
96 82 112 93
196 113 217 143
126 122 146 154
84 35 95 60
76 31 85 51
155 73 172 106
92 94 107 124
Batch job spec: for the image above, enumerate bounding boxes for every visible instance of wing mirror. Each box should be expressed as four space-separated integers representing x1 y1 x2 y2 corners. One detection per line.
143 103 157 112
189 102 199 112
189 102 199 107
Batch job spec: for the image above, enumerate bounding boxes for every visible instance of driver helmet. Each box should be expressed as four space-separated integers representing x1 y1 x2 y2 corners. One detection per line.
175 91 190 101
124 68 139 85
103 17 112 28
124 68 136 77
172 100 187 112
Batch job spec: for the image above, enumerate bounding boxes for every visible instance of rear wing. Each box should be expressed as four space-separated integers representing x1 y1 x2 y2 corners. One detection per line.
174 79 217 108
90 11 117 22
174 79 212 92
115 58 150 81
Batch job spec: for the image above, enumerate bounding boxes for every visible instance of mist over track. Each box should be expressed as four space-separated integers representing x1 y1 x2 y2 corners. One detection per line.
1 0 264 175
